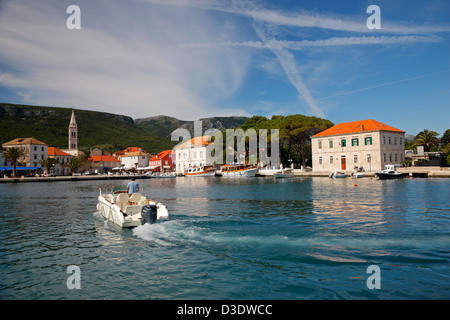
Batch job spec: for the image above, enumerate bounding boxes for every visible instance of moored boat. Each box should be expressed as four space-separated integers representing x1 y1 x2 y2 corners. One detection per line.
329 171 347 178
185 165 216 177
274 168 294 178
375 164 407 180
351 172 364 178
221 163 258 177
97 186 169 228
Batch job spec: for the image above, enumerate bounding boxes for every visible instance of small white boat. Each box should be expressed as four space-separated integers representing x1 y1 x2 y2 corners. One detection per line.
97 186 169 228
221 163 258 177
154 172 176 178
274 168 294 178
185 165 216 177
351 172 364 179
375 164 407 180
329 171 347 178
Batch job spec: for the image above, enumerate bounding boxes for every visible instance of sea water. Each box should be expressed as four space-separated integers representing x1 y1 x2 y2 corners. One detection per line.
0 177 449 299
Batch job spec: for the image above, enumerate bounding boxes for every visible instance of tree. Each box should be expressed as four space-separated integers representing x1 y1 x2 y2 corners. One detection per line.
413 129 440 152
39 157 59 175
280 115 333 168
3 147 25 177
440 129 450 146
68 155 87 174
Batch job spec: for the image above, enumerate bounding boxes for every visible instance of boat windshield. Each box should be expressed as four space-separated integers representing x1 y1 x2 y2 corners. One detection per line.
113 186 127 194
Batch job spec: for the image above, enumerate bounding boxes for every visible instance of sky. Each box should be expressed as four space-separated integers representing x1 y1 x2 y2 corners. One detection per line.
0 0 449 136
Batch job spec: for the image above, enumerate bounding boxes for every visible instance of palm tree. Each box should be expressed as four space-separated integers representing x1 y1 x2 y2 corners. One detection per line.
38 157 59 176
3 147 25 177
413 129 440 152
68 155 86 174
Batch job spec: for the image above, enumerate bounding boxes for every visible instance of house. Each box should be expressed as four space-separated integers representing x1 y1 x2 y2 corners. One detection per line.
174 136 212 174
89 155 121 173
149 150 175 172
405 146 446 167
311 119 405 172
48 147 72 175
2 137 48 168
120 151 151 169
113 147 147 161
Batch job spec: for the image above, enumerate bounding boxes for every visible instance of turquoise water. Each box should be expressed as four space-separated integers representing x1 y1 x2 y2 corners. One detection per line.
0 177 449 299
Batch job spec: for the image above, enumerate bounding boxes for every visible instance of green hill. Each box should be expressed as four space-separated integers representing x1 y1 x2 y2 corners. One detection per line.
0 103 176 154
0 103 248 154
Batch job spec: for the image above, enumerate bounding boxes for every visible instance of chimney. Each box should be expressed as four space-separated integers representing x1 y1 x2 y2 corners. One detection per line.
361 125 364 132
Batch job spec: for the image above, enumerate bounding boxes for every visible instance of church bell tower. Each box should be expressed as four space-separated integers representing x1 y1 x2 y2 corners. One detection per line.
68 109 78 152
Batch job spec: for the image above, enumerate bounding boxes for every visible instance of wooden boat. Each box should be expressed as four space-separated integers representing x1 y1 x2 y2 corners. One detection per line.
221 163 258 177
185 165 216 177
97 186 169 228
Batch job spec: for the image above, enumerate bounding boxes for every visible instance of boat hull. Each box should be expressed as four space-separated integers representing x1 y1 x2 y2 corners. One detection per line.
221 168 258 177
185 169 216 177
274 169 294 178
375 173 407 180
97 194 169 228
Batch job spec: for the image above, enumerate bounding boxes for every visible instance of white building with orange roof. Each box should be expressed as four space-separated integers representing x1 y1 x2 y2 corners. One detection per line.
120 150 151 169
311 119 405 173
174 136 212 174
48 147 72 175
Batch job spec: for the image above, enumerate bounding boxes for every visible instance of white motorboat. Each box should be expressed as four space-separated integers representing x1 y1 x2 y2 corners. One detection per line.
329 171 347 178
185 165 216 177
154 172 176 178
351 172 364 179
97 186 169 228
274 168 294 178
221 163 258 177
375 164 407 180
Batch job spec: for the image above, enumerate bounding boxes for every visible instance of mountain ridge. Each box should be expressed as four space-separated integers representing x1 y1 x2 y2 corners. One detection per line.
0 103 247 154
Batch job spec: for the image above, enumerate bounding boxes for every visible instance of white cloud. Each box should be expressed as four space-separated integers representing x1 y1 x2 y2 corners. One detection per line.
0 0 252 119
0 0 448 122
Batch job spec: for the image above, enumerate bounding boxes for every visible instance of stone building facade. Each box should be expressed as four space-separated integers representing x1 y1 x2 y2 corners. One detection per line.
311 119 405 172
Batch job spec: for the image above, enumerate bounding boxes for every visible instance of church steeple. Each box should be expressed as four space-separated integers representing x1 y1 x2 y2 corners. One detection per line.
68 109 78 151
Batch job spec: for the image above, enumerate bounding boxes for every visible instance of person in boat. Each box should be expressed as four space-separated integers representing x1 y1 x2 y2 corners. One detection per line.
126 177 140 195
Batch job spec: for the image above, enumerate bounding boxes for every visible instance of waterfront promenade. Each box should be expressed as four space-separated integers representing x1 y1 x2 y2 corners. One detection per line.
1 166 449 183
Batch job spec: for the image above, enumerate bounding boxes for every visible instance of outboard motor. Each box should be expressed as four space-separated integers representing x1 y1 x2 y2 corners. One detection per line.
141 204 157 225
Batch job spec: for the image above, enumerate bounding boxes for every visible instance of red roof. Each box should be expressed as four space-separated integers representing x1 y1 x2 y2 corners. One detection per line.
149 149 173 161
122 147 145 153
89 155 120 162
48 147 70 156
174 136 212 149
311 119 404 138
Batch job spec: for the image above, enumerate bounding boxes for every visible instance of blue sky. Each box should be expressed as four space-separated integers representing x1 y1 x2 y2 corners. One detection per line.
0 0 449 136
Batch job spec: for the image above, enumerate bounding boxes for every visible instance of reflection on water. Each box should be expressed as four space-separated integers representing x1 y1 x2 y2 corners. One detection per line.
0 177 449 299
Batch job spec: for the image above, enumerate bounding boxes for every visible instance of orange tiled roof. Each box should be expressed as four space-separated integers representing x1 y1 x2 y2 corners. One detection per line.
2 137 47 146
48 147 70 156
89 155 120 162
122 147 145 153
174 136 212 149
121 151 150 157
149 149 173 161
311 119 404 138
